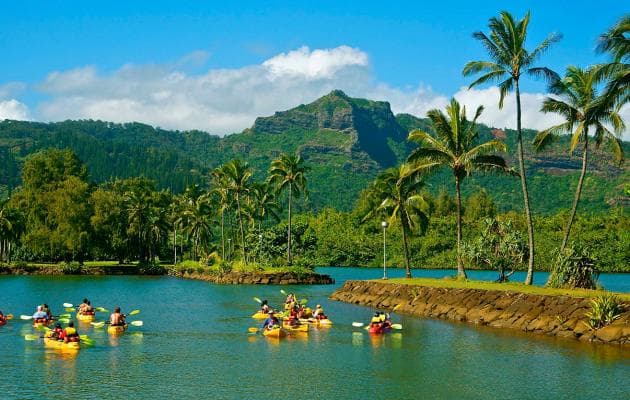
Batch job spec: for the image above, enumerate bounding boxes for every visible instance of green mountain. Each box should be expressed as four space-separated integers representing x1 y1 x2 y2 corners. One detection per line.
0 90 627 213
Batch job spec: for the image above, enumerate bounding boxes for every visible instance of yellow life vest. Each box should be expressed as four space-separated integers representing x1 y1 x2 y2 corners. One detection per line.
65 327 77 335
371 316 381 324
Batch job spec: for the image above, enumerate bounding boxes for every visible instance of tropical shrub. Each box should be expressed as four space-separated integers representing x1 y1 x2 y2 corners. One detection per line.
547 245 599 289
585 293 623 329
464 218 527 282
60 261 83 274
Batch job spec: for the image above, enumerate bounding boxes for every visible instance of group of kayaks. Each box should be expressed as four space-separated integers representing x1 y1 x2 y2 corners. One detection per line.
10 302 140 354
252 311 334 339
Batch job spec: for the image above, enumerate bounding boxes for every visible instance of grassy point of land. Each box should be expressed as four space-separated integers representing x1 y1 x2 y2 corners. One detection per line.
380 277 630 302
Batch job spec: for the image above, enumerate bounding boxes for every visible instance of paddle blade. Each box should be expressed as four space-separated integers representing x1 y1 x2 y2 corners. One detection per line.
35 324 51 332
24 334 41 341
63 303 73 308
128 309 140 316
95 307 108 313
253 297 262 304
80 335 95 346
299 299 308 305
352 322 364 327
91 322 105 328
65 307 76 312
392 304 402 312
391 324 403 330
58 313 71 319
248 327 259 333
20 315 33 320
130 320 143 327
57 318 70 324
6 314 13 320
280 289 287 295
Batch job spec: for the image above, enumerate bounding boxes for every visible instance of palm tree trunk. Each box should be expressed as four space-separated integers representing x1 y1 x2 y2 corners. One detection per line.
455 176 467 279
287 183 292 265
561 132 588 252
515 81 536 285
236 193 246 262
400 220 412 278
220 210 225 260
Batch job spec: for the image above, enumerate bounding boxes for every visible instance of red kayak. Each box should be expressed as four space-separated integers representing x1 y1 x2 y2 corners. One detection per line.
368 323 392 334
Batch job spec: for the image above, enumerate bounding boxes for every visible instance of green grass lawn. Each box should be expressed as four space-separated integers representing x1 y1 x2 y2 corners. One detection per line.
381 277 630 302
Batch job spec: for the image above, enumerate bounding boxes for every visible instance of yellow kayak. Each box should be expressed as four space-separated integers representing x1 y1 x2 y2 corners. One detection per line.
262 327 287 339
285 324 309 333
299 318 333 326
44 337 80 352
252 312 269 320
107 324 127 335
33 320 52 329
76 313 95 322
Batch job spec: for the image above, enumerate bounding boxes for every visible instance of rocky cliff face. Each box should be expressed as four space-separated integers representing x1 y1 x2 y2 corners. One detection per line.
251 90 407 167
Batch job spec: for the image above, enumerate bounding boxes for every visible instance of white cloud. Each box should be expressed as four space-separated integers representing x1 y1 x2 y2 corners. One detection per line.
0 99 30 121
1 45 626 141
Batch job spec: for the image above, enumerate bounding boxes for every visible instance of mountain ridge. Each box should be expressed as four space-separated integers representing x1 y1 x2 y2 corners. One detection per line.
0 90 627 213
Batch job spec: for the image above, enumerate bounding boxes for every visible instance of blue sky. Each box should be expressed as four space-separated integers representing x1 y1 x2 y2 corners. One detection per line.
0 1 627 136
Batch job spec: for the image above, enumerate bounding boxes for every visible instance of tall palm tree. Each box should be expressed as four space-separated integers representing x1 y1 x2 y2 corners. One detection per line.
534 65 625 251
463 11 561 285
408 98 511 279
178 194 214 260
221 160 252 262
268 154 309 265
246 182 280 232
211 168 232 260
362 164 430 278
596 15 629 124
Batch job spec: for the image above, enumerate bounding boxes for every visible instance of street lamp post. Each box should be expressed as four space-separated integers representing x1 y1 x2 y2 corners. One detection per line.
381 221 388 279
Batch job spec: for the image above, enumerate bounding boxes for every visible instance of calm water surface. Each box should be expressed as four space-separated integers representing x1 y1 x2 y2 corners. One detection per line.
0 269 628 400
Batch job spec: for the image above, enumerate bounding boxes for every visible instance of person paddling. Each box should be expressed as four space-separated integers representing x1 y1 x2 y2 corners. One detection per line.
262 310 279 330
260 300 270 314
313 304 327 320
32 306 49 324
110 307 126 326
0 310 6 325
78 299 95 315
59 321 79 343
50 323 63 340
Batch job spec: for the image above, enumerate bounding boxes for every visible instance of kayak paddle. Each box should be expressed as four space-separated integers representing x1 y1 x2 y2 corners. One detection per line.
63 303 74 308
392 304 402 312
6 314 13 320
95 307 109 313
24 334 41 341
280 289 287 296
20 315 33 320
391 324 403 330
127 309 140 316
352 322 364 327
253 297 262 304
247 327 259 334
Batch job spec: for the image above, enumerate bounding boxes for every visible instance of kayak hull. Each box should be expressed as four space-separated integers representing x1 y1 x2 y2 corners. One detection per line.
262 327 287 339
44 337 80 352
33 320 52 328
107 324 127 335
76 313 95 322
283 322 309 333
368 325 392 335
251 312 269 320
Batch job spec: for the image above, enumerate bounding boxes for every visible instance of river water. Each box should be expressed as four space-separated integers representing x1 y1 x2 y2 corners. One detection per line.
0 269 628 399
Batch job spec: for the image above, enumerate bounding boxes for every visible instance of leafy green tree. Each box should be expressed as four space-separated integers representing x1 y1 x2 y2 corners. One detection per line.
177 193 214 260
268 154 309 265
465 189 497 221
597 14 630 62
210 168 232 260
10 149 91 261
534 65 625 251
408 99 510 278
361 164 430 278
433 190 456 217
463 11 561 285
221 160 252 262
0 201 23 262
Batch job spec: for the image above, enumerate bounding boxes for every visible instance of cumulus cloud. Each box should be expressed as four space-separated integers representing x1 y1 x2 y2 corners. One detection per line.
0 45 623 140
0 99 30 121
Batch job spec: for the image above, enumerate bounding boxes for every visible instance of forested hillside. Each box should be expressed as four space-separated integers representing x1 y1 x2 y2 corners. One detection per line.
0 90 627 214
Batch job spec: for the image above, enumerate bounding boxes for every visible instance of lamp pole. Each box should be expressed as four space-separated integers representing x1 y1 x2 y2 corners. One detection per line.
381 221 388 279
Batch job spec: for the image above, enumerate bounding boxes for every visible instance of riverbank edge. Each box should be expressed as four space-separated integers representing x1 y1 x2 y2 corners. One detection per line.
0 263 335 285
330 280 630 346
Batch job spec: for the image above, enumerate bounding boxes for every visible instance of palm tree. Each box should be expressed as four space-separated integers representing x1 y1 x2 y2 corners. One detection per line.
210 168 232 260
362 164 430 278
534 65 625 251
178 194 214 260
268 154 309 265
246 182 280 232
597 14 630 63
221 159 252 262
463 11 561 285
408 98 511 279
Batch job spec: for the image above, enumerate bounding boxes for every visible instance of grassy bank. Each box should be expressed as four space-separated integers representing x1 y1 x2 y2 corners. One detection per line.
383 277 630 302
